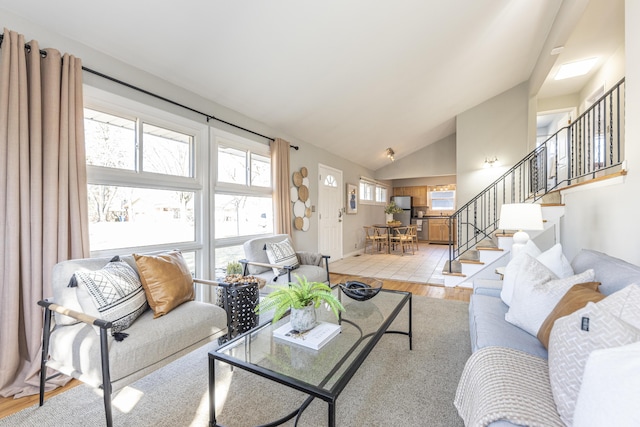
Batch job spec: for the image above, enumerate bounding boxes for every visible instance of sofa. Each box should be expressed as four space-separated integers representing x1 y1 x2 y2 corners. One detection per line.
39 252 228 426
457 248 640 427
240 234 330 291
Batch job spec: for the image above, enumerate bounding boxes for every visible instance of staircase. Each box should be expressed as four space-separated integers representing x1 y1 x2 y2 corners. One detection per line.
442 77 626 287
443 204 563 287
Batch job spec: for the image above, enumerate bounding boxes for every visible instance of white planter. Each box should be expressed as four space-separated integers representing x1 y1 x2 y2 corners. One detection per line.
290 303 317 332
386 213 394 223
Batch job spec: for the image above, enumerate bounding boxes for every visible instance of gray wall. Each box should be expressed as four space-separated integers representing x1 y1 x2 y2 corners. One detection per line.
375 134 456 180
456 82 530 206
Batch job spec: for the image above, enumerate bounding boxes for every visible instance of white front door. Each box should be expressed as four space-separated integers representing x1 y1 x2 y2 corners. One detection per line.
318 164 343 261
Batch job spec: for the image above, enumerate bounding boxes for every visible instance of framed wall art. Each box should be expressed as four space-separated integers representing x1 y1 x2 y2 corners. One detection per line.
346 183 358 214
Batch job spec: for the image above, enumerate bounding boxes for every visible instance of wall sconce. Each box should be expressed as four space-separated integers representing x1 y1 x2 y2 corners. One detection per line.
483 156 499 168
386 148 395 161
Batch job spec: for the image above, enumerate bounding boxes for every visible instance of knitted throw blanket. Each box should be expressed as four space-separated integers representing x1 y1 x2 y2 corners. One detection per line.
454 346 565 427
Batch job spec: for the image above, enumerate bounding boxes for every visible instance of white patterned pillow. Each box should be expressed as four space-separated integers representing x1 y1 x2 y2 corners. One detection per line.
265 239 300 276
506 266 595 336
501 241 543 305
73 258 149 336
548 285 640 426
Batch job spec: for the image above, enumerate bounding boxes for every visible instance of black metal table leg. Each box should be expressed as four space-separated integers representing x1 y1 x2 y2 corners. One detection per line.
209 356 217 426
328 400 336 427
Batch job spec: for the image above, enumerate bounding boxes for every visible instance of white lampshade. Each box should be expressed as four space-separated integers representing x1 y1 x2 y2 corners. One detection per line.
498 203 544 231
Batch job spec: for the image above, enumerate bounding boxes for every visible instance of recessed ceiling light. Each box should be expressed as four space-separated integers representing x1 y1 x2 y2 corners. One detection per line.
554 58 598 80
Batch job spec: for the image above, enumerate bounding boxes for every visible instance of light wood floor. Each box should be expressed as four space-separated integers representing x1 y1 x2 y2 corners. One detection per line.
0 274 470 420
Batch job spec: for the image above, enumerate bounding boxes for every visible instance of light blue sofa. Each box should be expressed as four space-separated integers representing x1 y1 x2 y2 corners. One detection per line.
467 249 640 427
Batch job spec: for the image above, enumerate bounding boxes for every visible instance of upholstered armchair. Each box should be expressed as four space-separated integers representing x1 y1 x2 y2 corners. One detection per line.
239 234 330 291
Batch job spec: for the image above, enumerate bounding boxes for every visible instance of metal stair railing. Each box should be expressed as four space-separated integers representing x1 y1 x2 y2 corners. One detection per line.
448 77 625 271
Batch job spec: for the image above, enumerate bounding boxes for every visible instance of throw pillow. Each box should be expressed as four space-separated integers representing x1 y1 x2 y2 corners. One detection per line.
548 289 640 426
501 242 574 306
501 252 557 309
73 257 148 335
572 341 640 427
536 243 574 279
134 251 194 318
265 239 300 276
537 282 604 349
596 283 640 329
505 267 595 336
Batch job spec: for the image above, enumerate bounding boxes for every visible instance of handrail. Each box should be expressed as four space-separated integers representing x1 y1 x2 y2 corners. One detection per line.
448 77 625 271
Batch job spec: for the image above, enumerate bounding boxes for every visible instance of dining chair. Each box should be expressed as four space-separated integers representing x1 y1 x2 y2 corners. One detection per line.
390 226 414 255
408 225 419 252
373 226 390 253
363 226 378 254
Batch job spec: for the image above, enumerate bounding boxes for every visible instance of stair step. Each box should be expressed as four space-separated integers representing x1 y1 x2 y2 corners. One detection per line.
477 246 504 251
442 261 465 277
459 251 480 262
460 259 484 265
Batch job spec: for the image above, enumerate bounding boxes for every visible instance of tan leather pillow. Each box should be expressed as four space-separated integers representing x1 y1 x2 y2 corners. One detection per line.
537 282 604 348
134 251 194 318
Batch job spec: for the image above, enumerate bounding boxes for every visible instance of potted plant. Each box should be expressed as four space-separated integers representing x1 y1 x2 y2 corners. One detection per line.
225 260 243 275
384 201 403 223
256 275 344 332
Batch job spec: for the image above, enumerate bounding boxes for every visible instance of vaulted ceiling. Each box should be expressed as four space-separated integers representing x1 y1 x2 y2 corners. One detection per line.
0 0 624 171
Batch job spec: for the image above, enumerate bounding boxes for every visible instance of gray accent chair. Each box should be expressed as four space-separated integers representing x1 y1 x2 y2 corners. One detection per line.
38 254 227 427
239 234 330 291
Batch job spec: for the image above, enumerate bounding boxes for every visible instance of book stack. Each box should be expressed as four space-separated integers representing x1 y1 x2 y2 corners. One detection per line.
273 321 341 350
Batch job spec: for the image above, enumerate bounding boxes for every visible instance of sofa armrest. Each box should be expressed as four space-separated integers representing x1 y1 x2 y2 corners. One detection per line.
473 279 503 298
239 259 287 272
37 299 112 329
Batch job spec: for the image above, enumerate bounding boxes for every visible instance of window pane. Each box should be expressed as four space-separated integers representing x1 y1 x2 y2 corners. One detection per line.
251 153 271 187
88 185 195 250
214 245 246 277
214 194 273 238
84 108 136 170
143 123 192 177
218 146 247 185
376 186 387 203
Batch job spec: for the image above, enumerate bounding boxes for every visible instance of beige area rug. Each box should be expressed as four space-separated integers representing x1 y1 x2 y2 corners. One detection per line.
1 296 470 427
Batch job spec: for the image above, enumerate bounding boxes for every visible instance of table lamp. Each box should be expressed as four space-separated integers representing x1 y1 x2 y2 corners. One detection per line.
498 203 544 259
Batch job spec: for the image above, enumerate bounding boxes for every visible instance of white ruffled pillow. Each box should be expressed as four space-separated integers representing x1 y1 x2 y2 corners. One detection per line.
501 241 574 306
505 263 595 336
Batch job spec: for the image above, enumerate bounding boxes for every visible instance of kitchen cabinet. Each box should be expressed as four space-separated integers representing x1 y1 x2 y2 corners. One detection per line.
392 186 428 206
428 218 456 243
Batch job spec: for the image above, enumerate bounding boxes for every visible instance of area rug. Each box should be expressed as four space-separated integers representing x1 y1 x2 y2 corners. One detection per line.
1 295 470 427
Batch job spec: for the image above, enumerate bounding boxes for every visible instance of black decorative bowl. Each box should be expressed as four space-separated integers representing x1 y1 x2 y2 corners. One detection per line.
339 279 383 301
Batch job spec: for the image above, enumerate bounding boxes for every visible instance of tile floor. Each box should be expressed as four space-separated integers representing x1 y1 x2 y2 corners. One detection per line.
329 242 449 285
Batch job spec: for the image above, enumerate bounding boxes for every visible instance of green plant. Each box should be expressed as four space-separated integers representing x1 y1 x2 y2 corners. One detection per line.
384 201 403 214
256 275 344 323
226 261 243 275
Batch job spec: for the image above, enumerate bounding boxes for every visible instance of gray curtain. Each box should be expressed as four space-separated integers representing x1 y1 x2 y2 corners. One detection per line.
271 138 292 235
0 29 90 398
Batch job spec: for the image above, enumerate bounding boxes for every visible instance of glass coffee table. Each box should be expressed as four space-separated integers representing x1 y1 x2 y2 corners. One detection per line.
208 286 412 426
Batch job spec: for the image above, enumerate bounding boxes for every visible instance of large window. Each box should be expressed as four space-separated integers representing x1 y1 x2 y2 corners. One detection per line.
84 93 273 282
214 134 273 276
84 106 202 254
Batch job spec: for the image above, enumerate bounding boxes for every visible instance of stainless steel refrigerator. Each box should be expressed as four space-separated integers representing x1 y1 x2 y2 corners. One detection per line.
391 196 412 226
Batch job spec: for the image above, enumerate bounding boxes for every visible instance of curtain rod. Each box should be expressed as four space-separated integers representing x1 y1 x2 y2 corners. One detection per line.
0 34 300 151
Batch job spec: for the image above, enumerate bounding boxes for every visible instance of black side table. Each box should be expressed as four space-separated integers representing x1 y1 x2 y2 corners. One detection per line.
216 280 259 343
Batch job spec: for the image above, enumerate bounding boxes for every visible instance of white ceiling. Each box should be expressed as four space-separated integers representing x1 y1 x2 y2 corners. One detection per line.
0 0 624 172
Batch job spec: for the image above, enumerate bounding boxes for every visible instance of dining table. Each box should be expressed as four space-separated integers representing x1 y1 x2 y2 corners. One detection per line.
371 223 404 254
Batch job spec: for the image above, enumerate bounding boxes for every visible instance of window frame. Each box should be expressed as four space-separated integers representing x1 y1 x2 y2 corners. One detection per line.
359 178 388 206
212 128 273 252
84 89 209 272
